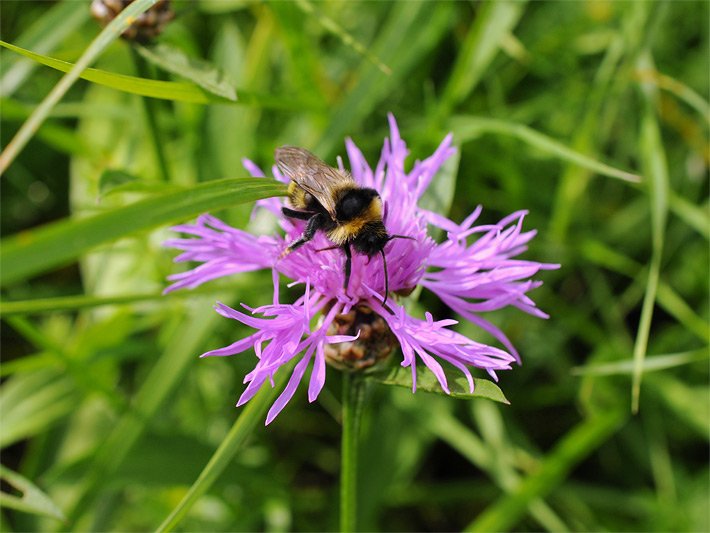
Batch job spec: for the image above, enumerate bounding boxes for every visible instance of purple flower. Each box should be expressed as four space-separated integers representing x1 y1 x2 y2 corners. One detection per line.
165 115 558 424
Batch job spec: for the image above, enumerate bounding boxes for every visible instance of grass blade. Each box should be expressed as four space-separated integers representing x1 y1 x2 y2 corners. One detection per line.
572 349 709 376
437 1 527 117
0 465 66 521
294 0 391 75
632 51 670 413
315 1 453 156
156 358 297 532
0 0 88 96
0 40 313 109
135 43 237 101
0 0 157 174
450 116 642 183
465 409 626 532
0 178 286 286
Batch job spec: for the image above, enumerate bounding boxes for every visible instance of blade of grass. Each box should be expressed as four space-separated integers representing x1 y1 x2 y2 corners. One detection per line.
0 0 89 96
129 46 171 182
581 239 708 342
465 409 626 532
0 465 66 521
0 281 262 316
0 40 317 110
156 357 297 532
450 116 641 184
315 1 454 157
0 178 286 286
0 0 157 174
572 348 709 376
635 68 710 125
632 51 669 413
436 0 527 119
294 0 391 76
425 404 566 531
134 43 237 101
668 191 709 240
64 295 228 527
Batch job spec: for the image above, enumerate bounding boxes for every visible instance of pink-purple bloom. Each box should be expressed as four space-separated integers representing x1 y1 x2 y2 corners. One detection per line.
165 115 558 424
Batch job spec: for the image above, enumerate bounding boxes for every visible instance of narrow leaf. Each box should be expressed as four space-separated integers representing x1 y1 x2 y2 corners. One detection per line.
572 349 709 376
632 51 669 413
0 465 65 521
0 40 314 110
438 1 527 115
372 365 510 404
450 116 642 184
135 43 237 101
156 358 297 532
293 0 391 75
0 0 157 173
0 178 287 286
0 0 89 96
465 409 626 532
315 2 454 157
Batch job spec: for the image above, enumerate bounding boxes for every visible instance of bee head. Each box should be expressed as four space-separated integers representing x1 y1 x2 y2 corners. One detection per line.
352 222 389 256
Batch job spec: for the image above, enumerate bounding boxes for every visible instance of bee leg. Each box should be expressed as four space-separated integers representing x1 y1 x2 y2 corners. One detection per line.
281 207 314 221
342 244 352 294
282 212 326 256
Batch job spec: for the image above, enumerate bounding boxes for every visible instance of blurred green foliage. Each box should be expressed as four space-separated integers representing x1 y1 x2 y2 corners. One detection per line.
1 0 708 531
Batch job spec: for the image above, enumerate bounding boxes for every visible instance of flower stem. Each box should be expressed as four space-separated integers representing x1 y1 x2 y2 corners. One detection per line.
340 372 366 532
129 46 170 182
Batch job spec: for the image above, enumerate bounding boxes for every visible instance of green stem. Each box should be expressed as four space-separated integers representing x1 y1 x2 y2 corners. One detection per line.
340 372 366 533
129 46 170 182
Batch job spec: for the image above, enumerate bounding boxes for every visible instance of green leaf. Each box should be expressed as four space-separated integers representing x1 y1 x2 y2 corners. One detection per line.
0 39 217 104
0 0 89 96
293 0 391 75
315 1 454 157
632 50 670 413
465 409 626 532
571 349 709 376
450 115 642 184
437 0 527 116
0 370 78 447
97 169 179 197
0 178 287 286
156 358 298 532
372 365 510 404
0 465 66 521
0 0 157 173
0 40 314 110
135 43 237 101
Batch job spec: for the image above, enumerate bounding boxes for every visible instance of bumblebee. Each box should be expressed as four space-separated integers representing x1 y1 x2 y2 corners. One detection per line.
276 146 408 304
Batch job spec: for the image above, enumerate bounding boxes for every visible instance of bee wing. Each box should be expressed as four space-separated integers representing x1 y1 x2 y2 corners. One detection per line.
275 146 355 220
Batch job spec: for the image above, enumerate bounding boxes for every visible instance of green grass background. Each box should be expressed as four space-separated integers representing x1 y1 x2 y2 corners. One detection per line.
1 1 708 531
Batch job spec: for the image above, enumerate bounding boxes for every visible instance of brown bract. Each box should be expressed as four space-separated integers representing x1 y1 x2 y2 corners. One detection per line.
324 304 397 372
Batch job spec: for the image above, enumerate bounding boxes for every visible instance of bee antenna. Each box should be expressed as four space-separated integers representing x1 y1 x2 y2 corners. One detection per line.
380 249 389 307
388 234 416 242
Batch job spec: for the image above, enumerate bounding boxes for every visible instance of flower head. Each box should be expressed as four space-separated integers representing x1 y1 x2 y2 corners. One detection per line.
165 115 558 424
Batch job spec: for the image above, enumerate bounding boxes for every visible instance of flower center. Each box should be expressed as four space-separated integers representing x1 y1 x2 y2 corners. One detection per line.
324 304 397 371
